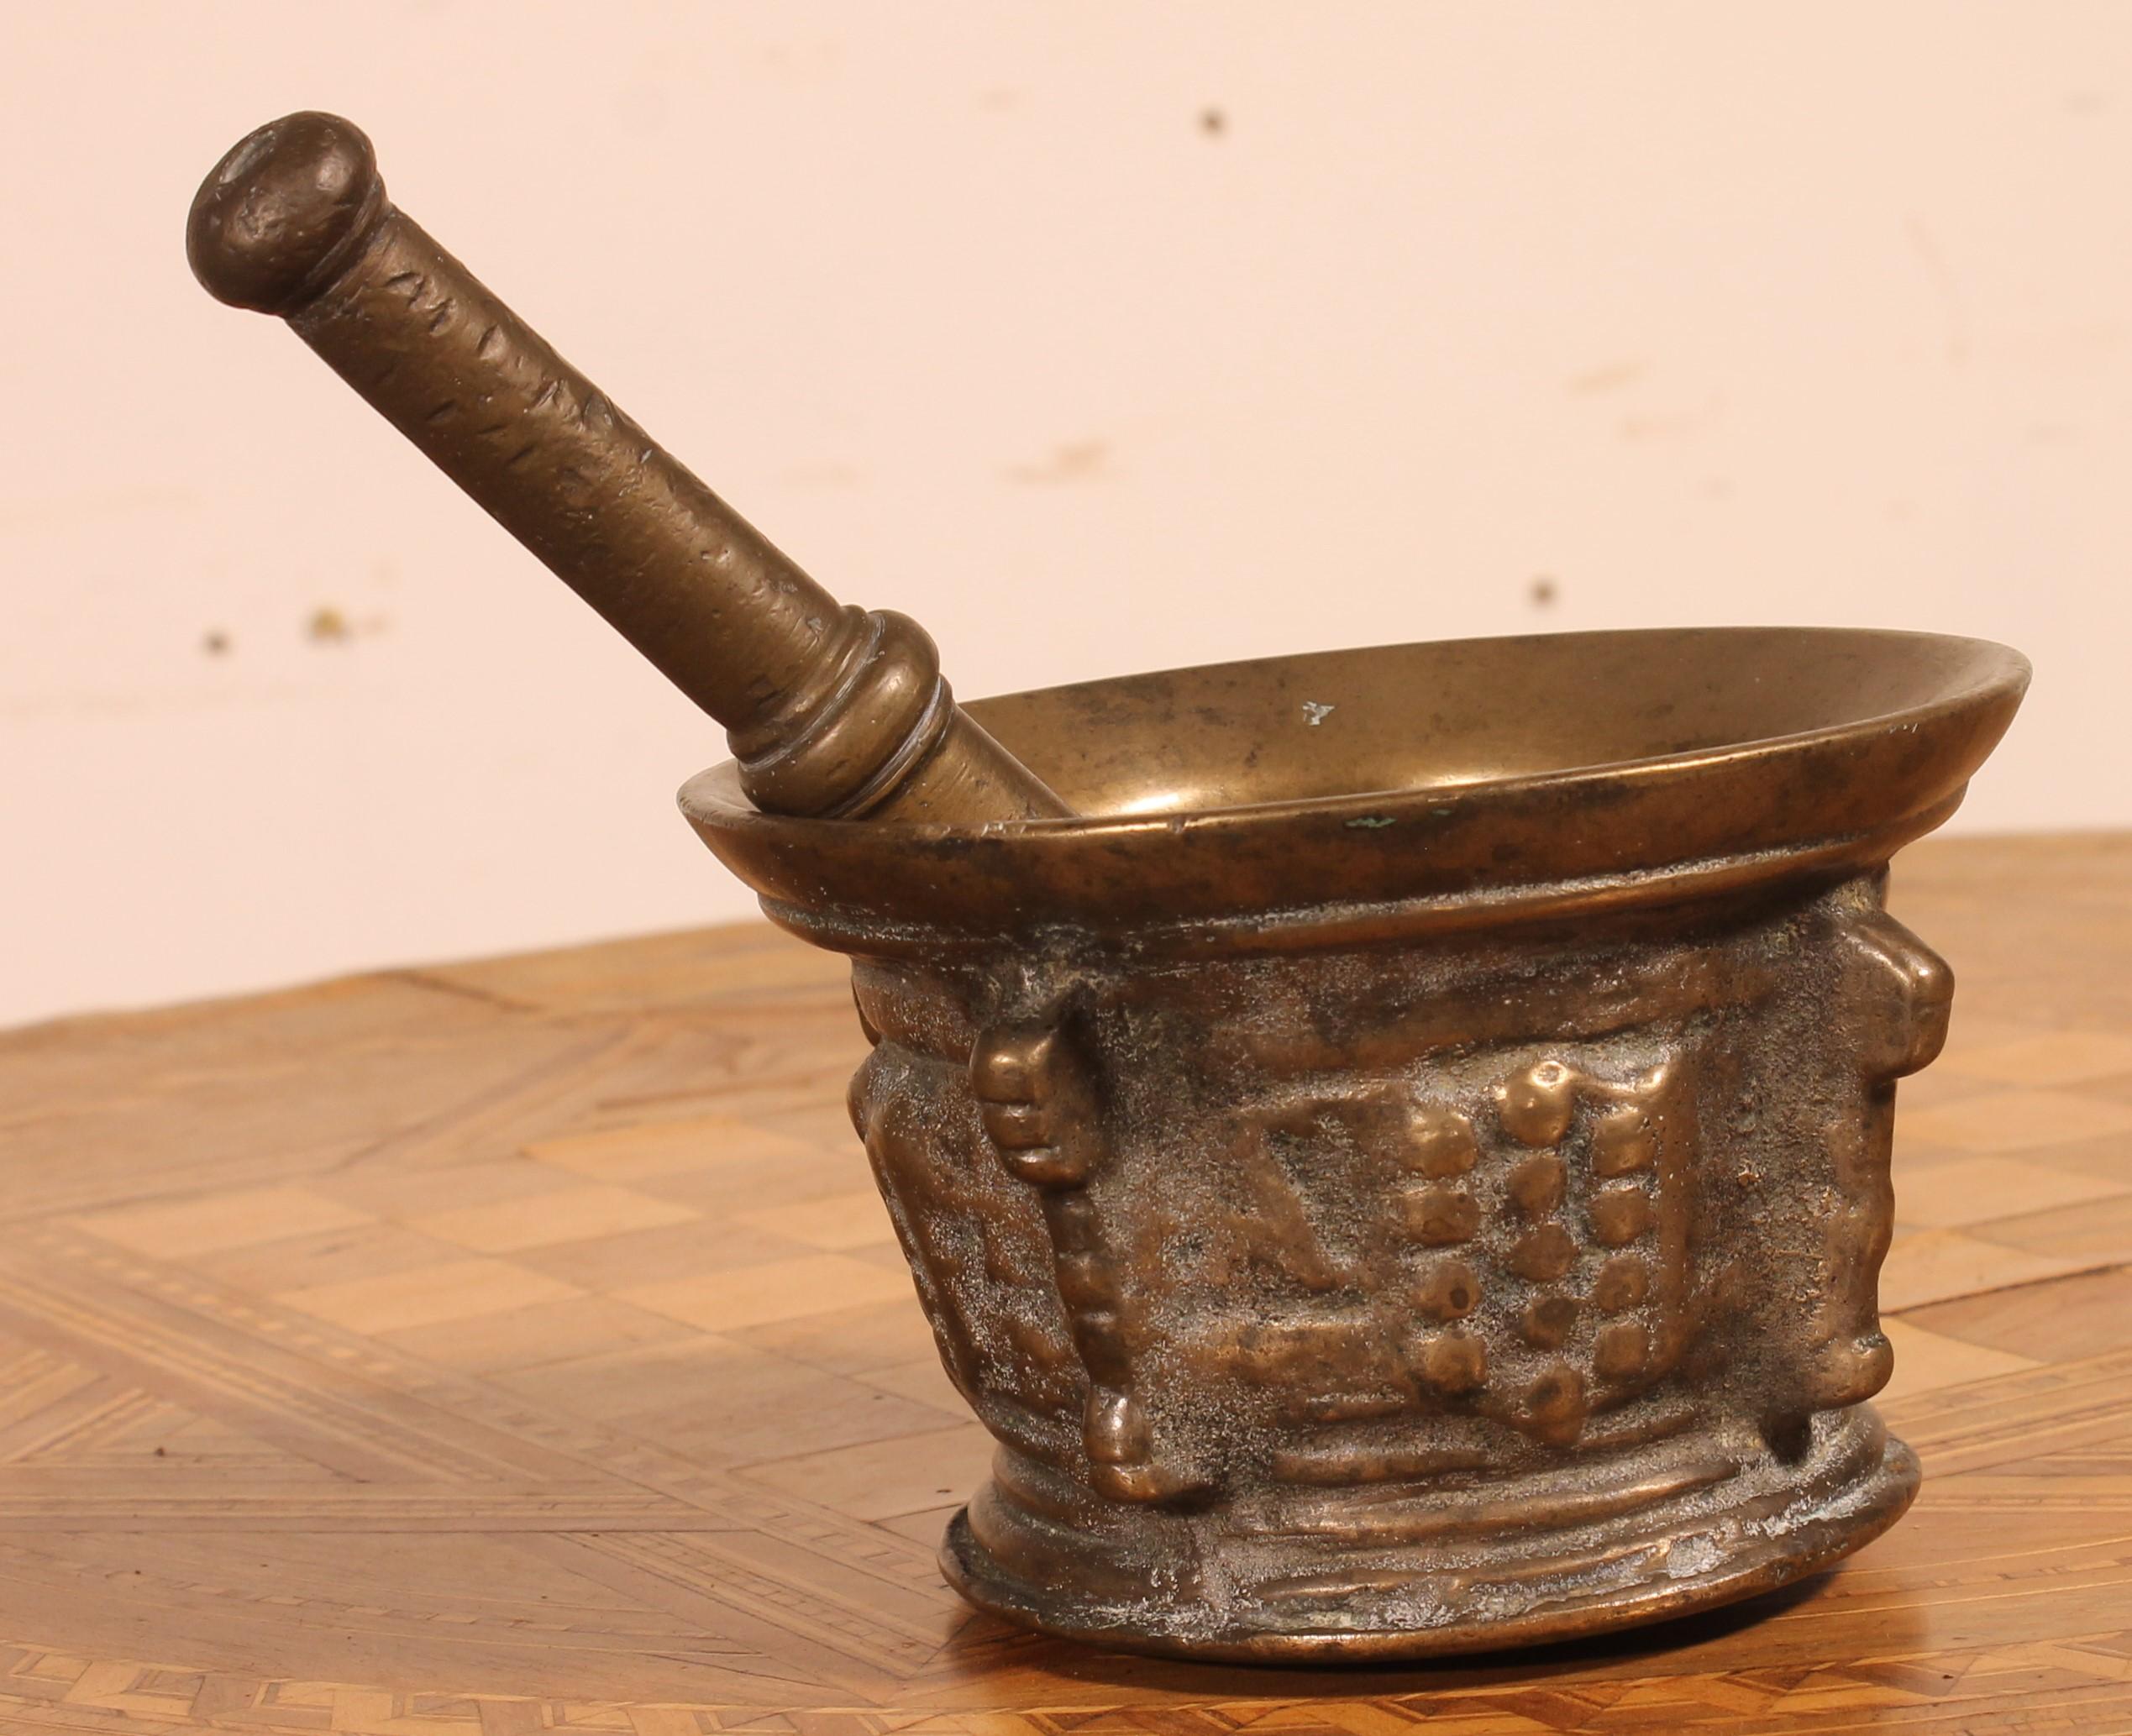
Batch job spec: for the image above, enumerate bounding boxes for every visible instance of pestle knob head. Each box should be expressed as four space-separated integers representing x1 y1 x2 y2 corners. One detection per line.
188 112 387 314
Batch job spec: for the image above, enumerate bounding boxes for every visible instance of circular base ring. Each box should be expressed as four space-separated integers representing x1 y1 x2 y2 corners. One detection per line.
942 1419 1919 1662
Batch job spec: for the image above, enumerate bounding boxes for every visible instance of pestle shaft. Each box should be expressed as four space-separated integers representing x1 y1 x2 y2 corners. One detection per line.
187 112 1071 825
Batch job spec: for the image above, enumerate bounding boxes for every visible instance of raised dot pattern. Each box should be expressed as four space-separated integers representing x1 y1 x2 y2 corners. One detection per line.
1399 1106 1487 1395
1397 1054 1673 1441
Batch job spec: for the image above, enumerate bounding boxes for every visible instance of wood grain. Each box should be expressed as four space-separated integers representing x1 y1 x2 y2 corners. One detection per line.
0 834 2127 1733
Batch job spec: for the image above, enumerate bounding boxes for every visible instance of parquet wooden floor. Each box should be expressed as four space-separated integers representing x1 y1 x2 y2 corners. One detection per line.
1 833 2128 1733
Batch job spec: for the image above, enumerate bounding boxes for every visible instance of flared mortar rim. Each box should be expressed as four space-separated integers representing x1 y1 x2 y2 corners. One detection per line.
679 625 2029 951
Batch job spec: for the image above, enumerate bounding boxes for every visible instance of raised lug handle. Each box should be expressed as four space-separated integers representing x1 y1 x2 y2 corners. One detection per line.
974 1013 1204 1503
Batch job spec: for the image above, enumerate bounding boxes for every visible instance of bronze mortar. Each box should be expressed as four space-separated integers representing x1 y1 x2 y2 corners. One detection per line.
190 113 2029 1659
684 628 2025 1658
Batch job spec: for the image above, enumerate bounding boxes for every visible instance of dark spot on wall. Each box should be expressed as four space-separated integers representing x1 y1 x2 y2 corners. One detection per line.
1529 577 1558 608
1006 439 1112 485
304 607 391 644
202 630 231 656
1200 107 1226 137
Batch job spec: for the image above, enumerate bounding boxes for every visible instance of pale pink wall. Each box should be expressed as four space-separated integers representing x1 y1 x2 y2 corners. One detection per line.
4 3 2125 1025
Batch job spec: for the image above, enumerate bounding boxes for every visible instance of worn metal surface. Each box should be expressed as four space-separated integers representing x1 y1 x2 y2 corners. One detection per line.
190 111 2030 1659
688 629 2026 1657
187 111 1068 826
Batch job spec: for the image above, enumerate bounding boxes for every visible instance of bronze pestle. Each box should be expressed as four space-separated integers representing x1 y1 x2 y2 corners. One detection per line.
186 112 1071 826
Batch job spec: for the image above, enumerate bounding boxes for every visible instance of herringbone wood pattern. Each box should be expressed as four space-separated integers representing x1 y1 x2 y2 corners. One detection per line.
0 833 2127 1733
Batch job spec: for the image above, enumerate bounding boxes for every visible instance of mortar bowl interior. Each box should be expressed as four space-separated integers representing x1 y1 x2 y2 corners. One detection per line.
680 627 2029 950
